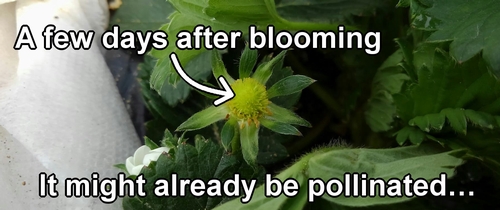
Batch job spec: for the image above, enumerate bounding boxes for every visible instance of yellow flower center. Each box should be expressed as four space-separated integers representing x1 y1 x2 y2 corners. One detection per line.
227 78 270 124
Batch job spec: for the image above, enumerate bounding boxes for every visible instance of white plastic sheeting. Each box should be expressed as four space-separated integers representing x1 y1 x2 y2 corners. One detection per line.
0 0 141 209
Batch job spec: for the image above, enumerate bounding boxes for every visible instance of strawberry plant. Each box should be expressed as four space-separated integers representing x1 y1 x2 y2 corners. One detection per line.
111 0 500 209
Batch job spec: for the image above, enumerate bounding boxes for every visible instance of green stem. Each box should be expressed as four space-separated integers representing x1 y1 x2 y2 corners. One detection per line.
264 0 359 32
278 142 343 178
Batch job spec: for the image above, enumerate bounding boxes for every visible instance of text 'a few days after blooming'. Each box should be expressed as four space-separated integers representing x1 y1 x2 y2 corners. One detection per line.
175 47 315 166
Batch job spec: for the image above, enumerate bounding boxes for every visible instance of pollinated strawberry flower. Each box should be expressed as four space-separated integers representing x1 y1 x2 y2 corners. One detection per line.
176 47 315 166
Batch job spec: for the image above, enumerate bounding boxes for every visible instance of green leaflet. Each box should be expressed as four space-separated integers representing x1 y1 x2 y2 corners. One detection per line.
386 43 500 145
307 145 464 207
409 108 500 133
149 10 248 90
148 0 358 99
397 108 500 144
392 43 500 129
213 158 309 210
394 126 426 145
215 144 464 209
149 0 272 94
410 0 500 77
365 43 410 132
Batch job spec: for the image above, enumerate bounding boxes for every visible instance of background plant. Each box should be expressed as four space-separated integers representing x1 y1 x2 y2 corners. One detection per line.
110 0 500 209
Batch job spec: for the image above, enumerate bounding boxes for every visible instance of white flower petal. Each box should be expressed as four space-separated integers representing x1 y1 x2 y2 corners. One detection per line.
125 157 135 174
142 152 163 166
151 147 170 153
133 145 151 164
130 165 144 176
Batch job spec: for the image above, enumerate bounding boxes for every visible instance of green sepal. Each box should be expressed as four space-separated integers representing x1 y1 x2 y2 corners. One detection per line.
240 123 259 166
238 44 258 78
266 103 311 127
176 105 228 131
252 50 287 85
260 118 302 136
267 75 315 98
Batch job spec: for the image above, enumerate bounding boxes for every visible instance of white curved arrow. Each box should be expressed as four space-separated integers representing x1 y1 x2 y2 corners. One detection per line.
170 52 235 106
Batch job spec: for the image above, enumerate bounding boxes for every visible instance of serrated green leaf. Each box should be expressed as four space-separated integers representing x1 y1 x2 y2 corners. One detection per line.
260 118 302 136
426 113 446 130
365 91 397 132
238 44 258 78
408 0 438 31
149 10 246 91
408 127 425 144
215 151 309 210
214 172 307 210
464 109 495 129
148 0 360 102
221 118 238 151
150 48 213 106
395 126 410 145
266 103 311 127
395 38 417 81
394 44 500 124
394 126 425 145
407 108 500 139
240 123 259 166
409 115 430 132
442 108 467 134
123 133 263 210
409 113 446 132
365 48 410 132
267 75 315 99
138 55 203 134
417 0 500 77
308 144 464 207
145 137 160 150
176 105 228 131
